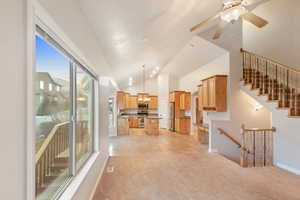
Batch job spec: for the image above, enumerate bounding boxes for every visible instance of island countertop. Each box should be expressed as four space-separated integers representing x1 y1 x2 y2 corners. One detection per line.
146 116 162 119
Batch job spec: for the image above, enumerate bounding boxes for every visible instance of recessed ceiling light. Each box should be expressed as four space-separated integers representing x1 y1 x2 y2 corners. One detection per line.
155 66 160 71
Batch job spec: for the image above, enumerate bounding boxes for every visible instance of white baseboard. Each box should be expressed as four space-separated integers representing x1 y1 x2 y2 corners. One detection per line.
209 148 218 153
276 163 300 176
89 156 110 200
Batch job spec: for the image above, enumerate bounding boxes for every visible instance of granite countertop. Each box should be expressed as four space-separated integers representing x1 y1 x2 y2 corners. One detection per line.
119 113 159 117
180 116 191 119
146 116 162 119
194 123 209 129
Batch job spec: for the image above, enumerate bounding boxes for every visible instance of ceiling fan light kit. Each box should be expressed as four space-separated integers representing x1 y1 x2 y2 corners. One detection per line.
221 5 247 23
190 0 268 40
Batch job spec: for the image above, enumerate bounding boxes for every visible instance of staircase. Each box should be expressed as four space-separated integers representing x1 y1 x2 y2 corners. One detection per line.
218 126 276 168
241 49 300 117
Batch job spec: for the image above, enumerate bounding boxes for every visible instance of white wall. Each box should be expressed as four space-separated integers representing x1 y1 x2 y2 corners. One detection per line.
123 77 158 95
0 1 27 199
179 54 229 93
243 0 300 69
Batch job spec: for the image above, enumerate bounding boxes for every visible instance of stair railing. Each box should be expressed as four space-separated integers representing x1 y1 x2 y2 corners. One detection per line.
35 121 69 193
241 125 276 168
241 49 300 117
218 128 253 157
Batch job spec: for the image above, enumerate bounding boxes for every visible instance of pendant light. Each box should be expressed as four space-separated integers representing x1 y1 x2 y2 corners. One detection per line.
138 65 151 102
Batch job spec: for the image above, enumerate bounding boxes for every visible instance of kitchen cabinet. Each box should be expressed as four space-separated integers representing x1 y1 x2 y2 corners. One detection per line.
117 91 126 110
198 85 203 111
144 118 159 136
128 116 138 128
128 96 138 109
118 118 129 136
148 96 158 110
169 92 175 102
202 79 209 109
200 75 227 112
180 92 191 110
137 93 149 104
175 117 191 135
170 91 185 118
125 93 130 109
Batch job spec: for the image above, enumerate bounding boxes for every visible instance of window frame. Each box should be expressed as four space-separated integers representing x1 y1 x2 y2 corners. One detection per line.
34 22 99 200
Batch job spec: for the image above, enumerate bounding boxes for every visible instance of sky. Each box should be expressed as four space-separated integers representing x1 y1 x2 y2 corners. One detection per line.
36 35 70 80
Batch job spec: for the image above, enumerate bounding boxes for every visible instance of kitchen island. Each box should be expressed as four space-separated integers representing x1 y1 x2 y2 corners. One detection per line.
144 116 161 136
117 116 129 136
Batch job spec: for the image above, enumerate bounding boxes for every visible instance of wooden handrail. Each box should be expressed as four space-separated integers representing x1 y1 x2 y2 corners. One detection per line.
241 124 276 132
218 128 241 147
35 121 69 163
241 48 300 75
243 128 276 132
218 128 253 155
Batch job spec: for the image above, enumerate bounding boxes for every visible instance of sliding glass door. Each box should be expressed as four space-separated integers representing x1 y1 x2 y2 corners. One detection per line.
35 26 96 200
75 66 94 170
35 34 71 200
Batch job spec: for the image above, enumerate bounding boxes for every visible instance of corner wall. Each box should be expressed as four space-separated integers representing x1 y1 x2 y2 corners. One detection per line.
243 0 300 69
0 1 27 199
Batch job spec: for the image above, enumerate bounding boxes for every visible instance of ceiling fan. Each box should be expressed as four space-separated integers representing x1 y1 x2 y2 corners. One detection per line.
190 0 268 40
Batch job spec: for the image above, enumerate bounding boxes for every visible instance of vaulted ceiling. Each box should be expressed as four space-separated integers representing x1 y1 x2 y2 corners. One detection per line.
77 0 224 84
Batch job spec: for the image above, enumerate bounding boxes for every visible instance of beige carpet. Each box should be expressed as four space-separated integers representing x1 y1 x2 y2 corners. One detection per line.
92 131 300 200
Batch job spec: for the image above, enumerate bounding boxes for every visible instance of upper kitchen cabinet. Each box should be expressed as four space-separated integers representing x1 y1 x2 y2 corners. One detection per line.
137 93 149 104
128 95 138 109
180 92 191 110
198 85 203 111
200 75 227 112
117 91 126 110
169 92 175 102
148 96 158 110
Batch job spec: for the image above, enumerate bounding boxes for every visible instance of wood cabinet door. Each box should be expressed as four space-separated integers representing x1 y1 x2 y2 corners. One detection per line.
185 93 191 110
130 96 138 109
202 80 209 108
175 118 180 132
132 118 138 128
180 93 185 110
117 92 125 110
149 96 158 109
198 86 203 111
125 93 130 109
169 92 175 102
208 78 216 108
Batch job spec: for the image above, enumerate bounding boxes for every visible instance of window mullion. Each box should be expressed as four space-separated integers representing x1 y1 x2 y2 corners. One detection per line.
69 61 77 176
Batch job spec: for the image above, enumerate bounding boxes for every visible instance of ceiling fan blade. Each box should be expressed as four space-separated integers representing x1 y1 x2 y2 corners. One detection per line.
242 0 263 6
241 12 268 28
213 21 229 40
190 13 220 32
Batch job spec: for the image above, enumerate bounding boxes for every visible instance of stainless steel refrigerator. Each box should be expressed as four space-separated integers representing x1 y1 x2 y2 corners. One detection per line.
169 102 175 131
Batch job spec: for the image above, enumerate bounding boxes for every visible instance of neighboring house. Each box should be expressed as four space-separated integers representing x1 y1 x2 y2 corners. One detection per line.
35 72 67 116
